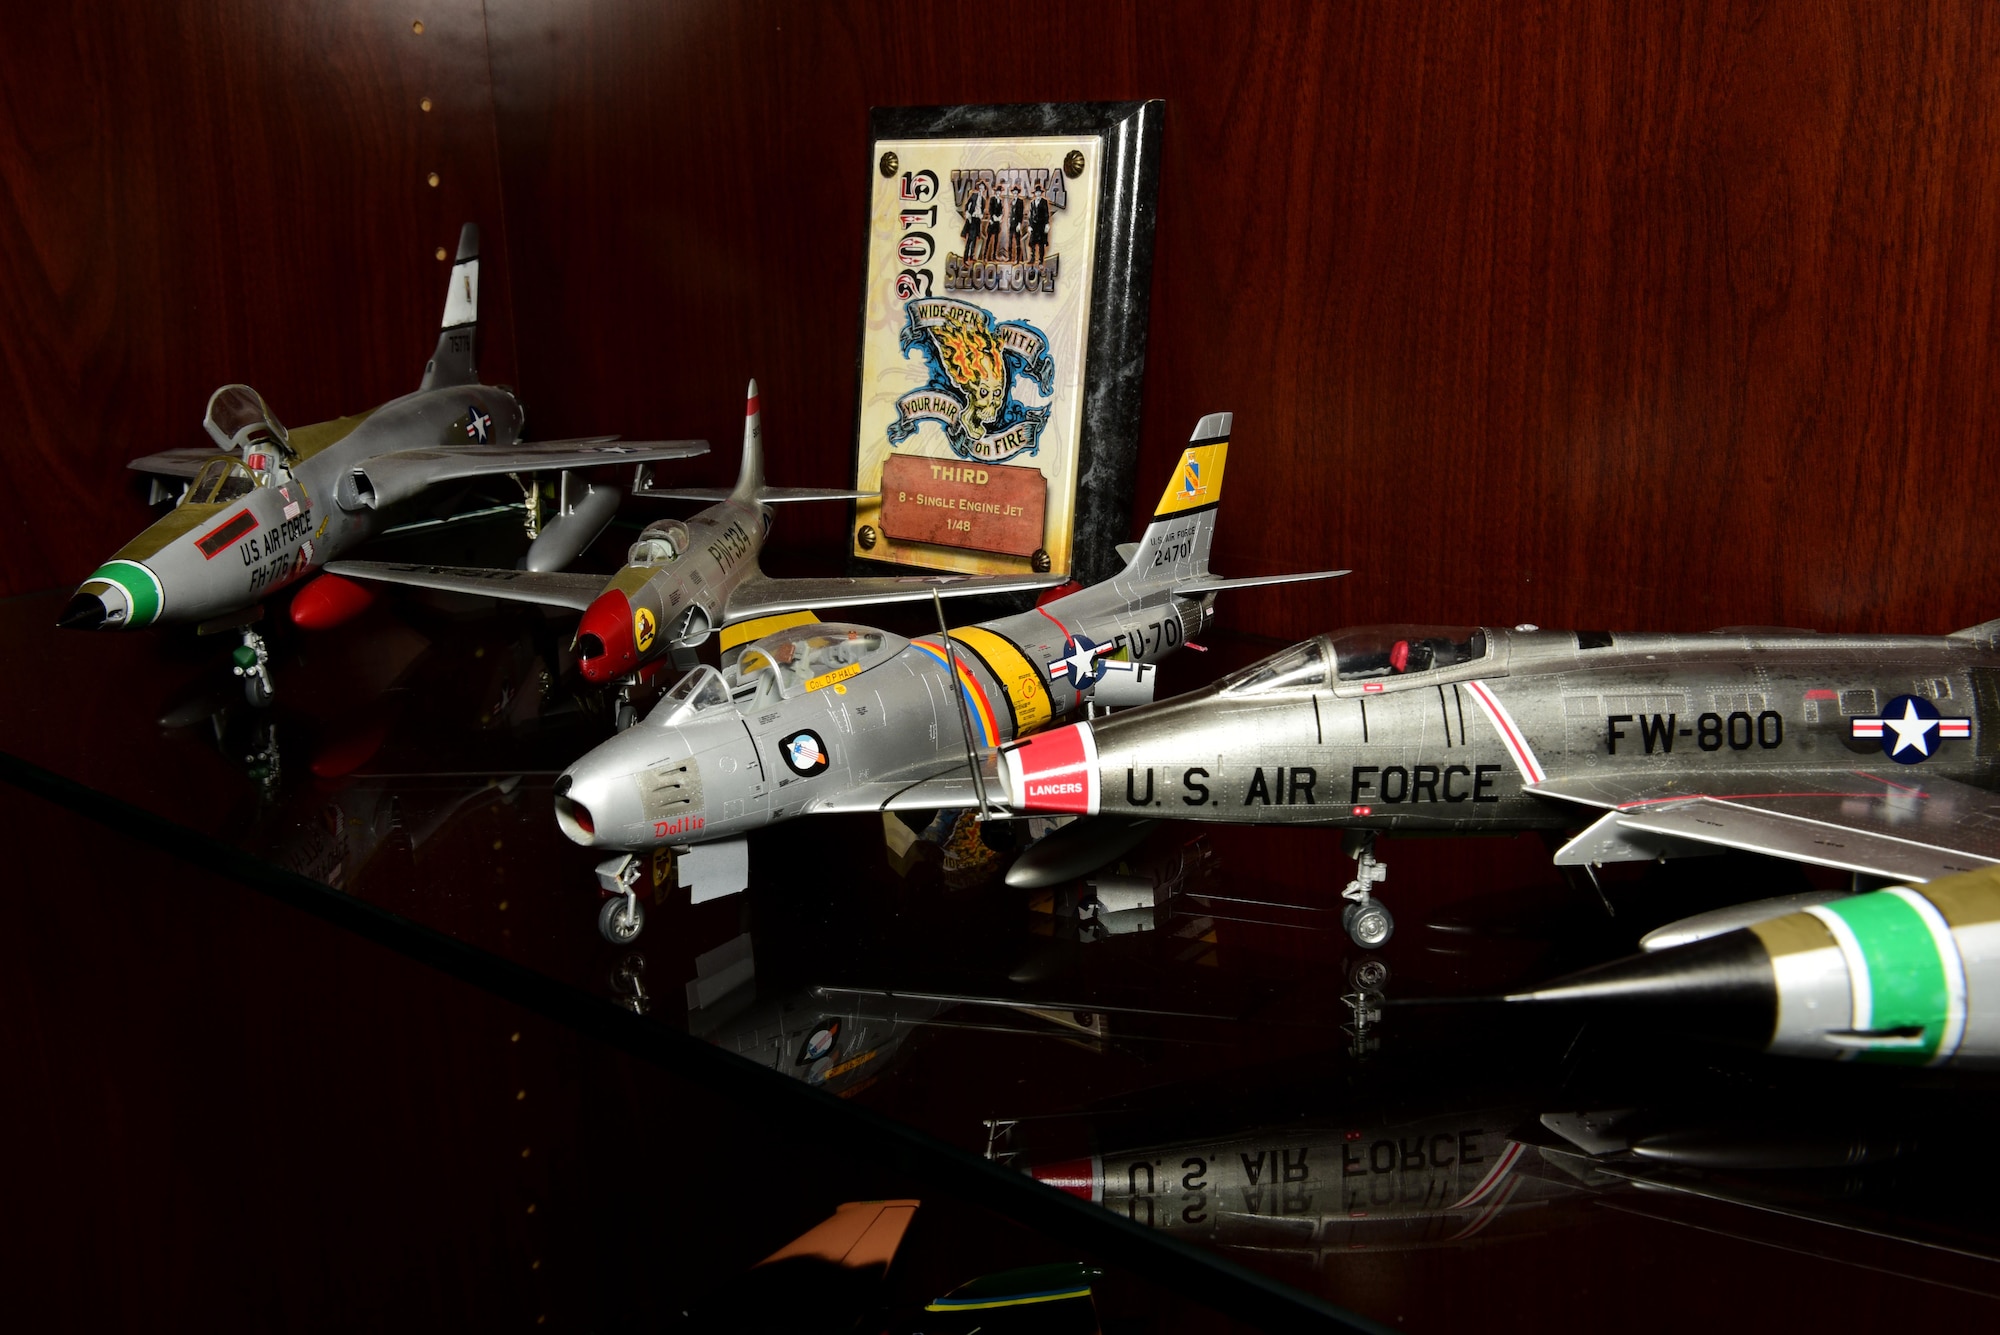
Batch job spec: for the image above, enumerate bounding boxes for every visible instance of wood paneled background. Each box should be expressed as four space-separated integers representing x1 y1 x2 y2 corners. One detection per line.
9 1 2000 636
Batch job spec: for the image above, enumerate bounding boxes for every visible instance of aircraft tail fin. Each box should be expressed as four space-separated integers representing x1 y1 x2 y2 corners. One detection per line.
627 378 865 504
729 379 765 502
1116 412 1232 587
1113 411 1348 597
419 222 480 391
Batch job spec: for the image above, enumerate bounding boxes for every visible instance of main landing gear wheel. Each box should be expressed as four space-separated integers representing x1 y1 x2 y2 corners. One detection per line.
1343 900 1395 949
1340 830 1393 948
598 894 645 944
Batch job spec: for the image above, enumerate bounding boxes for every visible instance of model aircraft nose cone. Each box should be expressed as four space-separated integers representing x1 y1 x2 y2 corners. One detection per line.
57 591 109 630
576 590 638 684
553 773 599 844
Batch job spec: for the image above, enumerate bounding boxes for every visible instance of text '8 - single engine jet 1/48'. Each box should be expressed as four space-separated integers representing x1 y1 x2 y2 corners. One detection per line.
989 619 2000 949
326 380 1064 726
58 223 709 703
554 413 1350 942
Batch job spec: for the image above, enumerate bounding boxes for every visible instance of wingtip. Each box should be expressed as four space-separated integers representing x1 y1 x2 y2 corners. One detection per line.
745 377 760 414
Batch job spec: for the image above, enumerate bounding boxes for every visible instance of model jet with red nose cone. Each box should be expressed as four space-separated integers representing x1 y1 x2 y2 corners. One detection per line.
986 618 2000 949
328 380 1062 721
58 223 709 704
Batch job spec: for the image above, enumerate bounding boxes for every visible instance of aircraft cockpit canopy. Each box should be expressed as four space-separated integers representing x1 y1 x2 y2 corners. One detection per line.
627 522 689 567
180 455 263 508
1330 626 1487 681
651 664 734 725
725 622 910 705
1218 638 1332 696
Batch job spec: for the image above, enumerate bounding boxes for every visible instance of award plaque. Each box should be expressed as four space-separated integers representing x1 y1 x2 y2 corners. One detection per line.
850 102 1163 585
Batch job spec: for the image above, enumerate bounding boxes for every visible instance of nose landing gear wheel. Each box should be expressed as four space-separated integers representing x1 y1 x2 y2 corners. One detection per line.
598 894 645 944
1343 900 1394 949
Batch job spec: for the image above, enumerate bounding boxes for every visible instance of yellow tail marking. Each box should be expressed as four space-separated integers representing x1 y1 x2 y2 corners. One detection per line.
1153 440 1227 516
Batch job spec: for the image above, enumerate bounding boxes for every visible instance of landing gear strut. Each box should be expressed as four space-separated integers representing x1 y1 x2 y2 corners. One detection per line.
596 853 645 942
232 626 273 707
1340 830 1394 948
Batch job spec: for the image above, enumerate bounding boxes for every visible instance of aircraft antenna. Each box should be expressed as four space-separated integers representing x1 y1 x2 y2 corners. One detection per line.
931 589 995 820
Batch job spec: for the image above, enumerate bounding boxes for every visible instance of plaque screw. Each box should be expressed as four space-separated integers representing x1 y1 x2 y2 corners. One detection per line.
1063 151 1085 178
1031 548 1052 573
879 151 899 178
857 525 879 550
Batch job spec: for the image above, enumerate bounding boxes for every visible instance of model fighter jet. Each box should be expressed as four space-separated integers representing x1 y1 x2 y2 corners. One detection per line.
326 381 1059 719
988 621 2000 949
554 412 1350 941
58 224 708 702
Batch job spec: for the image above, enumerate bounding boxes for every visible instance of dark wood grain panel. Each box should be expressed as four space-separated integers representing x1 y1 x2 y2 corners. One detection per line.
10 0 2000 635
0 0 515 599
486 0 2000 638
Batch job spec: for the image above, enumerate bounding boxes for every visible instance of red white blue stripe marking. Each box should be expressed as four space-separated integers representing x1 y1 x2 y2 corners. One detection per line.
1464 680 1545 784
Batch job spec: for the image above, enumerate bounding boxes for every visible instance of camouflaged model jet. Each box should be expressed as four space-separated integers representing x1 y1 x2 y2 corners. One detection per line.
58 224 708 702
326 380 1059 723
552 412 1350 941
987 620 2000 948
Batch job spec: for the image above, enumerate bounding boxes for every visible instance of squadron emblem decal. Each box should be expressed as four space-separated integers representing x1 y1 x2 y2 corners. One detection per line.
1852 694 1971 763
633 606 657 654
780 729 830 777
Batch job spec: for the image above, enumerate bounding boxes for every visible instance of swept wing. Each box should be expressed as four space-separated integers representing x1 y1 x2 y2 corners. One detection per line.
794 762 987 816
126 447 219 479
1531 770 2000 883
341 438 708 510
324 561 606 611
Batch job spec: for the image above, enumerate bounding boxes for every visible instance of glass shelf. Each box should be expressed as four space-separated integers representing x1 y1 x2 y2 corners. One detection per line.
9 557 2000 1331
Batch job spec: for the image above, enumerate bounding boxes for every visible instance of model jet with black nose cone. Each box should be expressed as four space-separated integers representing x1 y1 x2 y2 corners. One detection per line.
328 380 1059 723
59 223 709 703
989 619 2000 948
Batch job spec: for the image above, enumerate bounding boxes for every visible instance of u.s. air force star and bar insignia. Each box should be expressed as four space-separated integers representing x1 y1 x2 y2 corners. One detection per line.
1048 632 1113 690
1852 694 1972 763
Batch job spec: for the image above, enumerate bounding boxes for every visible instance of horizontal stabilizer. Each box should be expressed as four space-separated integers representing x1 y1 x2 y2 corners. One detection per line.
723 569 1060 624
1175 568 1349 594
325 560 605 611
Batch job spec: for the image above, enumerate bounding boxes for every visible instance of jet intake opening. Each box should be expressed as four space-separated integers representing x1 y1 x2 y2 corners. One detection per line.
578 633 606 660
555 794 595 839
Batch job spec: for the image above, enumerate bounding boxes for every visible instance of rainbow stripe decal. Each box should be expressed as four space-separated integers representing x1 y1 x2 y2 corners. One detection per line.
913 639 1000 747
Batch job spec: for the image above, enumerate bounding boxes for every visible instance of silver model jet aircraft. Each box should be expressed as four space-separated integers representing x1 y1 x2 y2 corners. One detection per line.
57 223 708 703
553 412 1349 941
326 381 1056 721
986 621 2000 948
